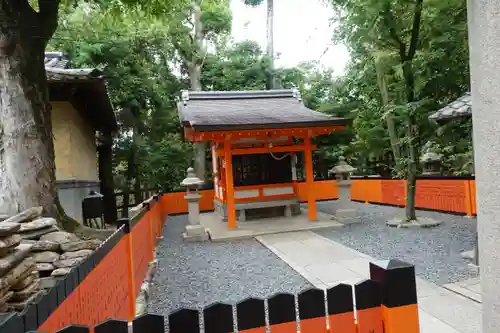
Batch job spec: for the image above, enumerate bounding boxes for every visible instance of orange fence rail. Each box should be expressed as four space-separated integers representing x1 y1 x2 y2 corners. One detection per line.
351 177 477 216
158 178 477 218
3 176 472 333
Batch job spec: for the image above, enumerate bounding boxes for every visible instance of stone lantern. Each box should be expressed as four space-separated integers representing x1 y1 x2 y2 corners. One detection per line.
329 156 357 219
420 142 442 176
420 152 442 176
181 167 209 242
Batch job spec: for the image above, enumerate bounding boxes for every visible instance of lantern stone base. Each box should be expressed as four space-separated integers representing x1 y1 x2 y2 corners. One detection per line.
386 217 442 228
182 225 210 242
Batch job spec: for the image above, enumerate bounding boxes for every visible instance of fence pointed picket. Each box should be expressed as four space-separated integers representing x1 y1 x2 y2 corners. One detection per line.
369 259 420 333
55 325 90 333
94 319 128 333
354 280 383 333
168 308 199 333
326 283 356 333
132 314 164 333
236 298 266 333
298 288 326 333
268 293 296 333
203 302 233 333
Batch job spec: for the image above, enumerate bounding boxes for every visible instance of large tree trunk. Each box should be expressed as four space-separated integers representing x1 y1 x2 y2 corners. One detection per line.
266 0 275 89
0 2 112 239
0 38 58 217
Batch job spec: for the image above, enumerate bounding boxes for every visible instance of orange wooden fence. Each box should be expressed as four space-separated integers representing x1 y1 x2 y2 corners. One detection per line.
351 178 477 216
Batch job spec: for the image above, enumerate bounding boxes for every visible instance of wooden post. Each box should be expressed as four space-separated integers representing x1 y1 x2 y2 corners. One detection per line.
304 136 317 221
211 143 219 200
117 218 136 321
370 260 420 333
224 138 237 229
464 180 473 217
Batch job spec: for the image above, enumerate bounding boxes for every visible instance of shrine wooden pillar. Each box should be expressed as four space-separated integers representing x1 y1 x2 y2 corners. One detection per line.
224 137 237 228
211 143 219 200
304 136 317 221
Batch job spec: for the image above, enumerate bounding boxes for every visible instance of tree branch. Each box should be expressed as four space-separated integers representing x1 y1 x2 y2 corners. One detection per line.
38 0 61 40
407 0 423 60
2 0 37 24
382 3 406 60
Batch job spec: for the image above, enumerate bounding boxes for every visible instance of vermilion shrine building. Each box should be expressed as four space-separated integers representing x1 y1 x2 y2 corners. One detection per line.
178 89 348 229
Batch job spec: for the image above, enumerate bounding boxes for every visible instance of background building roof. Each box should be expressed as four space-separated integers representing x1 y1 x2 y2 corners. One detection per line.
178 89 348 132
45 52 118 133
429 93 472 121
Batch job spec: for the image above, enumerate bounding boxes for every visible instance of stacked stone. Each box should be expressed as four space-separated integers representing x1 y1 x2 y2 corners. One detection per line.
0 207 102 311
29 233 101 289
0 207 45 312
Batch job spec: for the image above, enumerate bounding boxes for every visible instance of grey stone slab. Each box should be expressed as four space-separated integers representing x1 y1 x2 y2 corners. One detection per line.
419 293 482 333
444 284 482 303
304 262 362 284
0 222 20 237
418 309 462 333
337 258 372 277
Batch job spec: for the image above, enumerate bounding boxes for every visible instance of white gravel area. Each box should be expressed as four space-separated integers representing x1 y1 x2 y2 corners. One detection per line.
315 201 478 285
148 215 311 320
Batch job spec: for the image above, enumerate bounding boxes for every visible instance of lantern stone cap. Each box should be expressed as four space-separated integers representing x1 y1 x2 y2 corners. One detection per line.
420 152 442 163
330 156 356 174
181 167 204 187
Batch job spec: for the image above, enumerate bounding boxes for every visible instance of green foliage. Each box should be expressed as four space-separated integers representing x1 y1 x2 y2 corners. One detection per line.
202 40 272 90
51 3 189 191
42 0 474 198
147 135 194 192
326 0 471 178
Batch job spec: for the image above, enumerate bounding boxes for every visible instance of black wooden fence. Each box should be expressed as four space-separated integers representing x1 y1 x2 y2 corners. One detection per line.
31 259 420 333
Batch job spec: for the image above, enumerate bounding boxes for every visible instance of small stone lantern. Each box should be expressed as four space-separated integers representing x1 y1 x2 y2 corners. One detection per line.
329 157 357 219
420 152 442 176
181 167 209 242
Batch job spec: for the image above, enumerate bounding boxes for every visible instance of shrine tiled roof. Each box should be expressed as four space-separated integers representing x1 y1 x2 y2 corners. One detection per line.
429 93 472 121
44 51 102 81
44 51 117 132
178 89 348 132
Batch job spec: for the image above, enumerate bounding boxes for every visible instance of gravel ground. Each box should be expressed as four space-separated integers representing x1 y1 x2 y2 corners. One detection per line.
315 201 478 285
148 215 311 323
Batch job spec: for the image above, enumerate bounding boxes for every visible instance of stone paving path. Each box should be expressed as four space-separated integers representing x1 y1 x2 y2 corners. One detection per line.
257 231 482 333
444 277 482 303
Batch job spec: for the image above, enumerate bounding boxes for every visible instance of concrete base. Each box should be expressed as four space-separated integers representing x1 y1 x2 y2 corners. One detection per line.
461 250 475 260
386 216 442 228
182 225 209 242
200 211 342 242
335 208 357 219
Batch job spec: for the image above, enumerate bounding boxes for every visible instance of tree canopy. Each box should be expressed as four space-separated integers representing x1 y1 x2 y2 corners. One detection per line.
0 0 473 224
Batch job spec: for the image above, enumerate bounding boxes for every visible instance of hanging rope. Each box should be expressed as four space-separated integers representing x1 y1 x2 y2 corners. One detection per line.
267 143 291 161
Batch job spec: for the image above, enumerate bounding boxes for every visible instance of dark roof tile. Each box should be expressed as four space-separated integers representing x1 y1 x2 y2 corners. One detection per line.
429 93 472 120
44 51 102 81
178 89 348 131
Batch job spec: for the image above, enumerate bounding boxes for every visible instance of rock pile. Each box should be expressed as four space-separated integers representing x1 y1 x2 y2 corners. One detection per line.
29 233 101 288
0 207 43 311
0 207 103 311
